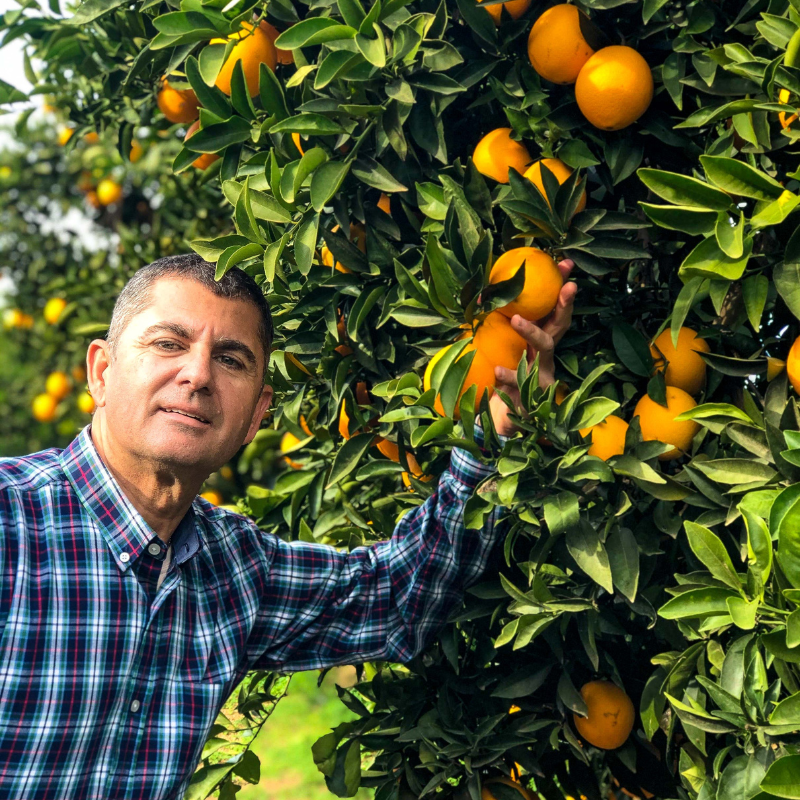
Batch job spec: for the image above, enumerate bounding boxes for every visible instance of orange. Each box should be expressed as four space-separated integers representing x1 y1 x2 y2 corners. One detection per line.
579 415 628 461
200 489 224 505
44 297 67 325
425 343 496 419
573 680 635 750
83 131 99 144
213 21 277 96
339 382 372 439
335 314 353 356
32 393 59 423
19 313 33 328
292 132 304 156
185 121 220 171
280 432 304 469
96 178 123 206
401 453 433 488
482 777 536 800
322 223 366 273
86 191 102 210
473 128 532 184
488 248 563 321
376 438 400 462
788 335 800 393
508 704 522 714
3 309 23 329
77 391 96 414
220 465 234 481
650 327 710 396
523 158 586 213
575 46 654 131
260 20 294 64
527 4 594 84
378 193 391 215
57 127 74 146
780 88 798 129
156 79 200 124
45 371 71 401
129 140 144 163
474 311 528 372
478 0 531 25
768 356 786 381
72 364 87 383
633 387 699 461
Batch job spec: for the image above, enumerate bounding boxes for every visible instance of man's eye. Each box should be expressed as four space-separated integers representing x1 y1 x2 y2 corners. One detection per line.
220 356 243 369
155 340 177 350
155 341 242 369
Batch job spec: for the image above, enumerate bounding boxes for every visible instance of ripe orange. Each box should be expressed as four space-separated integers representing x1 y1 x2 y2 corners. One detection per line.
292 132 304 156
200 489 224 505
339 382 372 439
335 314 353 356
478 0 531 25
185 121 220 171
129 140 144 163
488 247 563 321
573 680 635 750
57 127 74 146
83 131 99 144
72 364 87 383
482 776 536 800
18 312 33 328
474 311 528 372
45 371 72 401
527 4 594 84
425 343 496 419
579 415 628 461
77 391 96 414
650 327 710 396
3 308 23 329
377 193 391 215
788 336 800 393
213 21 277 96
769 356 786 382
524 158 586 213
280 432 304 469
473 128 532 184
32 393 59 423
575 46 654 131
401 453 433 488
779 88 798 129
96 178 123 206
44 297 67 325
633 387 699 461
322 223 366 273
260 20 294 64
220 465 234 481
86 191 102 210
156 79 200 124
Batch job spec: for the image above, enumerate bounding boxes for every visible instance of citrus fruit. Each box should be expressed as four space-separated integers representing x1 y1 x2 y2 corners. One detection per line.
3 308 23 329
96 178 123 206
45 371 71 401
32 393 59 423
322 223 366 273
768 356 786 381
77 391 96 414
57 127 74 146
213 21 277 96
482 776 536 800
129 140 143 163
339 382 372 439
473 128 532 184
86 191 102 209
633 387 699 461
280 432 304 469
788 335 800 393
478 0 531 26
292 132 304 156
488 247 563 322
44 297 67 325
220 465 234 481
83 131 99 144
72 364 87 383
573 680 635 750
185 121 220 171
474 311 528 372
200 489 224 505
260 20 294 64
426 343 496 419
575 46 654 131
378 193 391 215
19 313 33 328
579 415 628 461
335 314 353 356
156 79 200 124
779 88 798 129
527 4 595 84
650 327 710 396
524 157 586 213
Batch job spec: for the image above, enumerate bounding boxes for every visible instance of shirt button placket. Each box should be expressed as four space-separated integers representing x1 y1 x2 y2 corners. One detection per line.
130 699 140 713
147 543 161 556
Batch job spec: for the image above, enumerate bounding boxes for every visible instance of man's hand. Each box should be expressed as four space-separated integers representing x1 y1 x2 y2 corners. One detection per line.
487 258 577 438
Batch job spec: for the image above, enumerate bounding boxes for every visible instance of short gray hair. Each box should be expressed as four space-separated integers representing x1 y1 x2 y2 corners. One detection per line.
105 254 273 383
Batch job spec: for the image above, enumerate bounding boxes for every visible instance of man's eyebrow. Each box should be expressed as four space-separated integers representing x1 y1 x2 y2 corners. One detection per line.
139 322 258 368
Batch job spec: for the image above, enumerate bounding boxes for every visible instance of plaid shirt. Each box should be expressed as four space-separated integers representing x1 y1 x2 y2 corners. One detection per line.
0 423 503 799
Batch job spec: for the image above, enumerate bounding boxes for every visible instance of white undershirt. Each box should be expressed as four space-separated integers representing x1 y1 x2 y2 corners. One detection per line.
156 544 172 591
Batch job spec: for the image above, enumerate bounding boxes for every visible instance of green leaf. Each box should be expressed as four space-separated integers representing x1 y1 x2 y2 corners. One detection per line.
326 432 375 488
0 78 28 104
612 323 653 377
637 168 732 210
684 521 742 591
692 458 777 484
742 274 769 332
658 587 739 619
65 0 127 24
771 484 800 590
565 523 614 594
775 225 800 321
700 155 784 200
542 491 580 537
678 236 752 282
569 398 620 431
270 114 346 136
762 629 800 664
770 690 800 726
751 190 800 229
741 506 773 584
352 157 407 192
295 211 320 275
356 26 386 67
558 139 600 168
186 56 233 119
640 204 717 235
275 18 358 48
761 755 800 798
726 596 758 630
183 117 252 153
606 527 639 602
674 403 752 424
310 161 350 211
715 211 744 258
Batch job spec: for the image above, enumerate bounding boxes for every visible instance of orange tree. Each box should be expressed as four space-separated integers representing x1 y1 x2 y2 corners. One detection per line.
7 0 800 798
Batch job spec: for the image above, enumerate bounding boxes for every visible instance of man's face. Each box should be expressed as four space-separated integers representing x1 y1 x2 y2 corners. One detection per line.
91 277 272 474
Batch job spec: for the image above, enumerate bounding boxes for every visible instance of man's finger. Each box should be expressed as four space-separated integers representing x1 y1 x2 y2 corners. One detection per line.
509 316 555 355
557 258 575 282
543 281 577 341
494 365 519 388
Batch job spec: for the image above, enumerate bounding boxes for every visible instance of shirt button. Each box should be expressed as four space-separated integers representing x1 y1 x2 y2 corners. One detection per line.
119 552 130 563
147 543 161 556
130 700 140 713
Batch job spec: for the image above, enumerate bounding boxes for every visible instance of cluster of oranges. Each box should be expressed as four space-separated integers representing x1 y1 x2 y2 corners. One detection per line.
4 295 68 331
31 364 94 423
158 20 291 172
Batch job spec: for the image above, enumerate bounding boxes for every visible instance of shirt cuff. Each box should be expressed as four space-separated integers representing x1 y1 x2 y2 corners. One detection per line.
448 420 504 490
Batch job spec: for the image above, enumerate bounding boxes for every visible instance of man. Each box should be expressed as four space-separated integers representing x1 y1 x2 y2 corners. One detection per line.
0 253 575 799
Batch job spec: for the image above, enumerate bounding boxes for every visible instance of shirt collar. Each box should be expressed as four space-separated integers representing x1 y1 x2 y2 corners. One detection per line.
60 424 202 574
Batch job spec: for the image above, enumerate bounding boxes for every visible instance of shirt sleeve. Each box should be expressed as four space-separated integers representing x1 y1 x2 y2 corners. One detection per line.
246 427 505 672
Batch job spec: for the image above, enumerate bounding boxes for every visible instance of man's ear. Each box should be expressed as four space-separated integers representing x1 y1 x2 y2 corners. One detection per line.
243 384 273 445
86 339 112 408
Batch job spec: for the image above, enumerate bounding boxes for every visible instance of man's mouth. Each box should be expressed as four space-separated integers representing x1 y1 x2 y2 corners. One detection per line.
160 408 211 425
